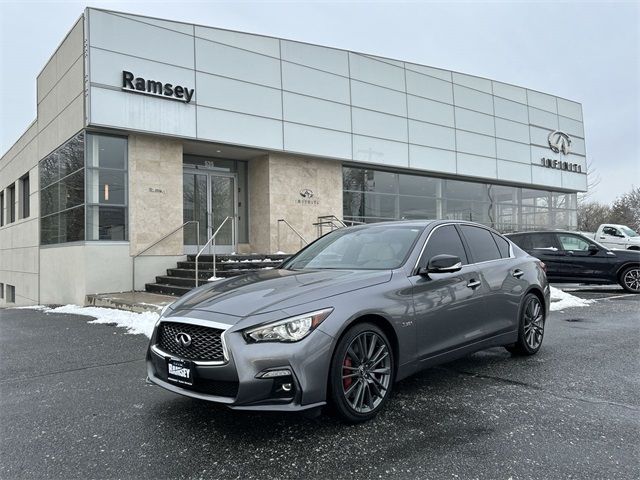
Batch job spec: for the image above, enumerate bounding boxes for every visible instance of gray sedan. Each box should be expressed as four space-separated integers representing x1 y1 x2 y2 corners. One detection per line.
147 220 549 423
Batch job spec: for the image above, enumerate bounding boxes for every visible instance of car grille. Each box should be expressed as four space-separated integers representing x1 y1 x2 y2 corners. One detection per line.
157 322 225 362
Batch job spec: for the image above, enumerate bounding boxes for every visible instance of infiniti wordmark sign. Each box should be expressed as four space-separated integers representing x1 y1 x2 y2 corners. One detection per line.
121 71 195 103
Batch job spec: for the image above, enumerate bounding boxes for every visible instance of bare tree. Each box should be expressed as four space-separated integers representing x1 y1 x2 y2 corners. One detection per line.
578 159 601 204
610 186 640 231
577 201 611 232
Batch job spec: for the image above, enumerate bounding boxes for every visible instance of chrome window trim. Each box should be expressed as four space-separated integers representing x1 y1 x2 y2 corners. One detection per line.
153 316 232 365
413 222 514 274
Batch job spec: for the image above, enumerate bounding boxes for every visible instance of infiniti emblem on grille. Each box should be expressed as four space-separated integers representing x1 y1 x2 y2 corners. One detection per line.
175 332 192 347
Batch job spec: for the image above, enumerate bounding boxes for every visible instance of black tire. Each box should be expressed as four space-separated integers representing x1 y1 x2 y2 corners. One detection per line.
329 323 395 423
505 293 545 356
619 265 640 293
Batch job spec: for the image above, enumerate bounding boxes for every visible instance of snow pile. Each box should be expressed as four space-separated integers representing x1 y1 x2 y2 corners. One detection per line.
207 276 223 281
16 304 159 338
549 286 593 311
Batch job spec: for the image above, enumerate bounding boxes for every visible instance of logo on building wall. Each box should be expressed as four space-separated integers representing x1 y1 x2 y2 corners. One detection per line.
121 71 195 103
297 188 319 205
299 189 314 199
547 130 572 155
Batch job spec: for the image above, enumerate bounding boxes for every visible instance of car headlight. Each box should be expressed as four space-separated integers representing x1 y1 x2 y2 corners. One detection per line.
244 308 334 343
155 303 173 326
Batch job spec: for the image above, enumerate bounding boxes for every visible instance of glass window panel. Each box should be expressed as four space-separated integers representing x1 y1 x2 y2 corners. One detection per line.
343 191 397 220
444 180 489 202
87 169 126 205
87 134 126 169
40 213 60 245
87 206 127 241
455 130 496 157
59 132 85 177
40 183 60 217
459 225 501 262
557 234 591 252
59 169 85 211
399 196 437 219
405 70 453 104
40 151 59 188
492 233 511 258
343 167 366 192
398 174 439 197
420 225 468 267
522 189 550 207
59 206 85 243
183 173 208 246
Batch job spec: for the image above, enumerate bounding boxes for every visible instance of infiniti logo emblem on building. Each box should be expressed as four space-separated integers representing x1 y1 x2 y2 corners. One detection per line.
548 130 572 155
175 332 192 347
299 189 314 199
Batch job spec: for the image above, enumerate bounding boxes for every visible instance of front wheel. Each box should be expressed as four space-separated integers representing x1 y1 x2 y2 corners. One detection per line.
619 266 640 293
329 323 394 423
506 293 545 356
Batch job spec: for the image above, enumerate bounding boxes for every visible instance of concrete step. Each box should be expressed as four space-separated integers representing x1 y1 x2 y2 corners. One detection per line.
166 268 257 279
176 261 282 270
187 253 290 263
145 283 192 296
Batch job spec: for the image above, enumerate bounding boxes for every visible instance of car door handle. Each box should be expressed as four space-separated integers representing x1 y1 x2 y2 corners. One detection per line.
467 279 481 289
512 269 524 279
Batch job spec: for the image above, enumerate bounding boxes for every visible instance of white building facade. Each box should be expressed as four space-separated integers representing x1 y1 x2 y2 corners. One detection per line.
0 8 587 306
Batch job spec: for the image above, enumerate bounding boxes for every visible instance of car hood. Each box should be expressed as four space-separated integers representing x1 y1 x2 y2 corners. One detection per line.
167 268 392 318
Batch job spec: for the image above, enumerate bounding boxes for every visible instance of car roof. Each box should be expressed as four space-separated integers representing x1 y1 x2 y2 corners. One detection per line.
347 219 501 229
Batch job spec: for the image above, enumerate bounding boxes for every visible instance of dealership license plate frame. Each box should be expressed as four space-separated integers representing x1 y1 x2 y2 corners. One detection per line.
166 358 194 386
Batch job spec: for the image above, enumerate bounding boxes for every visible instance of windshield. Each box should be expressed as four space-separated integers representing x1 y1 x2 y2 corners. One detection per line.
620 226 639 237
282 225 424 270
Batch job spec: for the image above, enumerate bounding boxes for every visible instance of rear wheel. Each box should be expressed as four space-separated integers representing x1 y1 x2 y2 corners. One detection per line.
329 323 394 423
506 293 545 356
619 266 640 293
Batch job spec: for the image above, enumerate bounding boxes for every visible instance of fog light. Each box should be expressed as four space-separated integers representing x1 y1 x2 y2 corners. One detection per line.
257 369 291 378
281 383 292 392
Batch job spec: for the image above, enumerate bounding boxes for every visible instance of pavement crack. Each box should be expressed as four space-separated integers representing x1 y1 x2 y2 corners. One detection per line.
0 358 145 384
445 367 639 412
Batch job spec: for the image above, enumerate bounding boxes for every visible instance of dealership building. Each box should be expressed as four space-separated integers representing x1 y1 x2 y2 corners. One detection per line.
0 8 587 306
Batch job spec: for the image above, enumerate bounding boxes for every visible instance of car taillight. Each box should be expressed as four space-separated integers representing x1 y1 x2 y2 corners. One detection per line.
538 260 547 273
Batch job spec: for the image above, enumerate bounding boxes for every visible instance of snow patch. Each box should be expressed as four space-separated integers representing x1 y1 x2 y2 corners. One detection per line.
207 276 223 281
549 286 593 311
14 304 158 338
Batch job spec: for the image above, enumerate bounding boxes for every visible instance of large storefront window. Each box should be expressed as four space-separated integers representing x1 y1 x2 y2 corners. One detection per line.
39 132 128 245
39 132 85 244
86 134 128 240
343 166 577 233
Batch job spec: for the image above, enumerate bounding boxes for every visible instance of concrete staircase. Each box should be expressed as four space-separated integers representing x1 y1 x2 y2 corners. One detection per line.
145 253 290 296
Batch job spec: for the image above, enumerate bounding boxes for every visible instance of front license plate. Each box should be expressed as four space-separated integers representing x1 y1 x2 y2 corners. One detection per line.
167 358 194 386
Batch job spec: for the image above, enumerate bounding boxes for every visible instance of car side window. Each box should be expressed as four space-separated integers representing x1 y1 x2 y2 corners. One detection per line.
419 225 468 268
557 234 591 251
459 225 501 263
491 232 511 258
509 234 531 250
603 227 620 237
530 233 559 249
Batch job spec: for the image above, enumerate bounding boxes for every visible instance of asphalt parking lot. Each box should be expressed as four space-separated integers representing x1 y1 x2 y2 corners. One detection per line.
1 289 638 480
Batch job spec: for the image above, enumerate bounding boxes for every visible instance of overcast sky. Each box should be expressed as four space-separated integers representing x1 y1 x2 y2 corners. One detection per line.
1 0 638 204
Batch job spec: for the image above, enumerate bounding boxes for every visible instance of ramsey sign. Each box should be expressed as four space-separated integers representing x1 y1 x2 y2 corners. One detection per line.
121 71 195 103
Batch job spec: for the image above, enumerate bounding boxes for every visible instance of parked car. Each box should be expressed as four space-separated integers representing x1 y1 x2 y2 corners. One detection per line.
506 230 640 293
147 220 549 423
582 224 640 250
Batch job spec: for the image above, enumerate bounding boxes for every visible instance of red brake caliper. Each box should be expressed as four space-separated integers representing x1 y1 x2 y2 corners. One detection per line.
343 356 353 390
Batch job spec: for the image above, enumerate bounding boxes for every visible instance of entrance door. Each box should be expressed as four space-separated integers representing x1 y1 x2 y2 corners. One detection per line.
183 169 237 254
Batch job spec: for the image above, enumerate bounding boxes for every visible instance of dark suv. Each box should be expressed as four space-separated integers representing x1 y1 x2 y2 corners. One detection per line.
506 231 640 293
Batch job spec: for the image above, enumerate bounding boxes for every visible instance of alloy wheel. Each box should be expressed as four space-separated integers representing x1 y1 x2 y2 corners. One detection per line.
523 297 544 350
341 332 392 414
623 268 640 292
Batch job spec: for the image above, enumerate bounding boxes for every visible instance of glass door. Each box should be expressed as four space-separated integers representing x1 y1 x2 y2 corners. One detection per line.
183 169 237 254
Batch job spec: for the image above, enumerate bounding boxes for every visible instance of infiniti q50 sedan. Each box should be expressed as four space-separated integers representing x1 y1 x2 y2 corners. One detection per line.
147 220 549 423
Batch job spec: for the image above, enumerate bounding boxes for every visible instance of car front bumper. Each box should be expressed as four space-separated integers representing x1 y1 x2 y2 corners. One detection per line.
146 318 335 412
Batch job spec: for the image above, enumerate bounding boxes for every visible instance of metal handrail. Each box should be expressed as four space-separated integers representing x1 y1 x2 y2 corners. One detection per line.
132 221 199 294
316 215 347 228
277 219 309 252
195 216 235 287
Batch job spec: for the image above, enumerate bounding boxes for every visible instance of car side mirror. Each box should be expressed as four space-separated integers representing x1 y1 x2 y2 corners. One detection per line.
420 254 462 275
588 244 599 254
